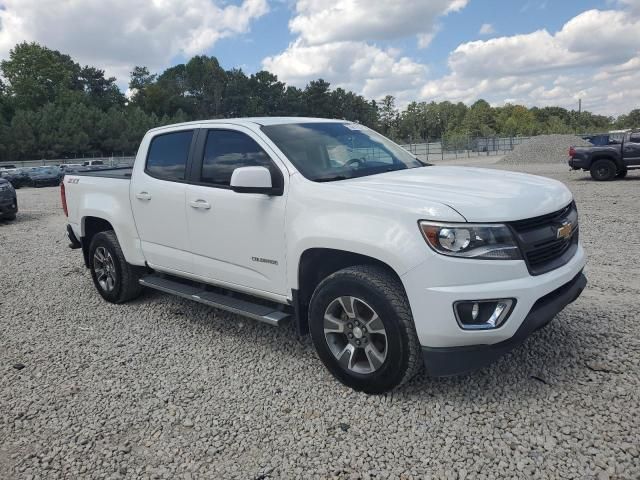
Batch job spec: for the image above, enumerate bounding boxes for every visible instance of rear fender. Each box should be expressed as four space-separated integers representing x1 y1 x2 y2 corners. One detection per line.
79 196 145 267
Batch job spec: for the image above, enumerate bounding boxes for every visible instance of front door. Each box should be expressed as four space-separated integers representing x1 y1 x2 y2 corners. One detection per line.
623 132 640 165
130 128 196 273
185 126 289 296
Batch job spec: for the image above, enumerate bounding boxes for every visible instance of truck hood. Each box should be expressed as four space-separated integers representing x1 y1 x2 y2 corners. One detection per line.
342 166 573 222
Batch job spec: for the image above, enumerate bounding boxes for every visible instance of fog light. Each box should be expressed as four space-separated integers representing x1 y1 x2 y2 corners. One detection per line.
454 299 515 330
471 302 479 320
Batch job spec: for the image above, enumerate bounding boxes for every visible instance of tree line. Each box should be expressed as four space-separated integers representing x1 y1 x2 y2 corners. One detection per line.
0 42 638 161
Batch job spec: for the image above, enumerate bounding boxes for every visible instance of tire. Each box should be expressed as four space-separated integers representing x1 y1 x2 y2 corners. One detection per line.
4 213 16 221
590 159 617 181
616 168 628 179
309 265 421 394
88 230 143 304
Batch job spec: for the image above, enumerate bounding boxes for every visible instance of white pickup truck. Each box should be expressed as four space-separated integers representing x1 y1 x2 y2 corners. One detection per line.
62 117 587 393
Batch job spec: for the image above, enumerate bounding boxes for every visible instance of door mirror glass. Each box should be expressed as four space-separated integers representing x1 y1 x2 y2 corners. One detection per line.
230 166 276 194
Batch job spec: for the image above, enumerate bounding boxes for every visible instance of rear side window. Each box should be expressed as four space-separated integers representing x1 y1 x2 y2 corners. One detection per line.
146 130 193 181
201 130 274 186
629 133 640 143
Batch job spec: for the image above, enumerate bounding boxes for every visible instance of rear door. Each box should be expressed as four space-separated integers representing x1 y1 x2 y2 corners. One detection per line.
130 128 197 273
623 132 640 165
184 125 289 296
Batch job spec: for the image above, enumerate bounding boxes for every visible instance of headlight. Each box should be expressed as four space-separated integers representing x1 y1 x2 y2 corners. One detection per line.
419 221 521 260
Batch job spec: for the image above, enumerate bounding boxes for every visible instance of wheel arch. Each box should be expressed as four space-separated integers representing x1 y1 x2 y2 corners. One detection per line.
80 216 115 267
591 155 623 169
293 248 406 336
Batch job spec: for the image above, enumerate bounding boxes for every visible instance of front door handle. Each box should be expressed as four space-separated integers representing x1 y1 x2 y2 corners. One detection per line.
136 192 152 201
189 199 211 210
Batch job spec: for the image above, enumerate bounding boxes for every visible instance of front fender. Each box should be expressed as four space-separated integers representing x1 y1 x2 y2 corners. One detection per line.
285 177 464 289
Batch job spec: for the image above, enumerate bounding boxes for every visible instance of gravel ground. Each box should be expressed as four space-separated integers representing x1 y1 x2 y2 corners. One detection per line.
1 166 639 479
501 135 592 165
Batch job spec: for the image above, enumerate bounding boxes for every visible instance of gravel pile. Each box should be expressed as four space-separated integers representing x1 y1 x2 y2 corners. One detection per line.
501 134 592 165
1 170 639 479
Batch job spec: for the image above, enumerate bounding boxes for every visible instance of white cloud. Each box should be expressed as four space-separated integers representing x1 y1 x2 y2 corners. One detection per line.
264 0 465 102
264 2 640 115
417 27 440 49
263 40 427 102
479 23 495 35
420 8 640 115
289 0 467 47
0 0 268 82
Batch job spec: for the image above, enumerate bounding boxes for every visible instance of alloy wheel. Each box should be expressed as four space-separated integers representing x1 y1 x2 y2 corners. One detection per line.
323 296 388 374
93 246 117 292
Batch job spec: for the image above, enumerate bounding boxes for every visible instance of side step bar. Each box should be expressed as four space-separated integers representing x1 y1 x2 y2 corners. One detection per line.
139 274 290 327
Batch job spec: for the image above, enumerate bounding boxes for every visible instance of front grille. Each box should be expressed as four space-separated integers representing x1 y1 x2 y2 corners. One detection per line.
510 203 573 231
509 202 579 275
525 231 578 268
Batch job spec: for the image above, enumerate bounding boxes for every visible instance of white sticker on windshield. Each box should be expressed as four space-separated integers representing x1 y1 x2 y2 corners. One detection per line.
344 123 366 131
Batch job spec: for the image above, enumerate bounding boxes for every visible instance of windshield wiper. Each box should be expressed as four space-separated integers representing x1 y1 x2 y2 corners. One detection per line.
314 175 350 182
416 157 432 166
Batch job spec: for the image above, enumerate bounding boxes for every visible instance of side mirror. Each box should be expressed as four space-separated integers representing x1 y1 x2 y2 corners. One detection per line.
230 166 280 195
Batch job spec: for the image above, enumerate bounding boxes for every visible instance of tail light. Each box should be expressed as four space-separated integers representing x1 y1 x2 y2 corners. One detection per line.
60 181 68 217
568 146 576 158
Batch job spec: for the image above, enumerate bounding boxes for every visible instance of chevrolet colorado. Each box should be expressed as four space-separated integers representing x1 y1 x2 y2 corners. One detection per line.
62 118 587 393
569 130 640 180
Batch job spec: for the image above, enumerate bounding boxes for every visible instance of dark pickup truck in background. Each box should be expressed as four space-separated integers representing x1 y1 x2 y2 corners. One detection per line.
569 131 640 180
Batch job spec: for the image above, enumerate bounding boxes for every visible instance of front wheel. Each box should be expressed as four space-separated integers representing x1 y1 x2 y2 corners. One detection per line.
590 159 617 181
89 230 143 304
309 265 422 394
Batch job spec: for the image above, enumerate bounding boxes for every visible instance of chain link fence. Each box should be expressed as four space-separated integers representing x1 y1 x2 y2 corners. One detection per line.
0 154 136 169
1 135 535 169
400 136 531 162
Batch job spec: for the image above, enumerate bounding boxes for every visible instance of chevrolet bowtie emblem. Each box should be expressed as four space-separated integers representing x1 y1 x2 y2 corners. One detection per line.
556 222 573 240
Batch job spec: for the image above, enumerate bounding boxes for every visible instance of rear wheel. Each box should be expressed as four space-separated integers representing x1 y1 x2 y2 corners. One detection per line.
590 159 617 181
89 230 143 303
309 265 421 394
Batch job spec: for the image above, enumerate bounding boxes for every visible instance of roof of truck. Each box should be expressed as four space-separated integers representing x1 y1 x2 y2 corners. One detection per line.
148 117 348 133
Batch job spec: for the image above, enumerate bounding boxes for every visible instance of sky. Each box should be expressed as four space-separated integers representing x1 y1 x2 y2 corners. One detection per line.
0 0 639 116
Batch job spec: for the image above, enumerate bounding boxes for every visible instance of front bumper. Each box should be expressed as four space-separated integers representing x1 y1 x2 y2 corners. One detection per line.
421 271 586 376
401 241 587 375
0 194 17 217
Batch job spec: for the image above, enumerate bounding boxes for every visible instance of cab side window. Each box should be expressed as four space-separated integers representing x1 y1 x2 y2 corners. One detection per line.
200 130 275 186
629 133 640 143
146 130 194 181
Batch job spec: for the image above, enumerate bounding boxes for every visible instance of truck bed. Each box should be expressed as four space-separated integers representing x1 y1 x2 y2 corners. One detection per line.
73 167 132 180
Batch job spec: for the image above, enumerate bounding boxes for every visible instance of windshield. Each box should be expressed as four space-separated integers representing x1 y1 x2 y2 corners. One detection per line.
261 122 426 182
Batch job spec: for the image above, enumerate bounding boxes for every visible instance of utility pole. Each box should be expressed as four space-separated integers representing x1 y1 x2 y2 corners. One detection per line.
578 98 582 133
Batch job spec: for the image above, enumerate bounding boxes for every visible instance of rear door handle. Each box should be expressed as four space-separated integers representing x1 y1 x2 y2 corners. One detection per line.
136 192 152 201
189 199 211 210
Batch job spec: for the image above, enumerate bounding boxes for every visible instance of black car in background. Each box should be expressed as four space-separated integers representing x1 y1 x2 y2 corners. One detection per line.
27 166 64 187
0 168 30 188
0 178 18 220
